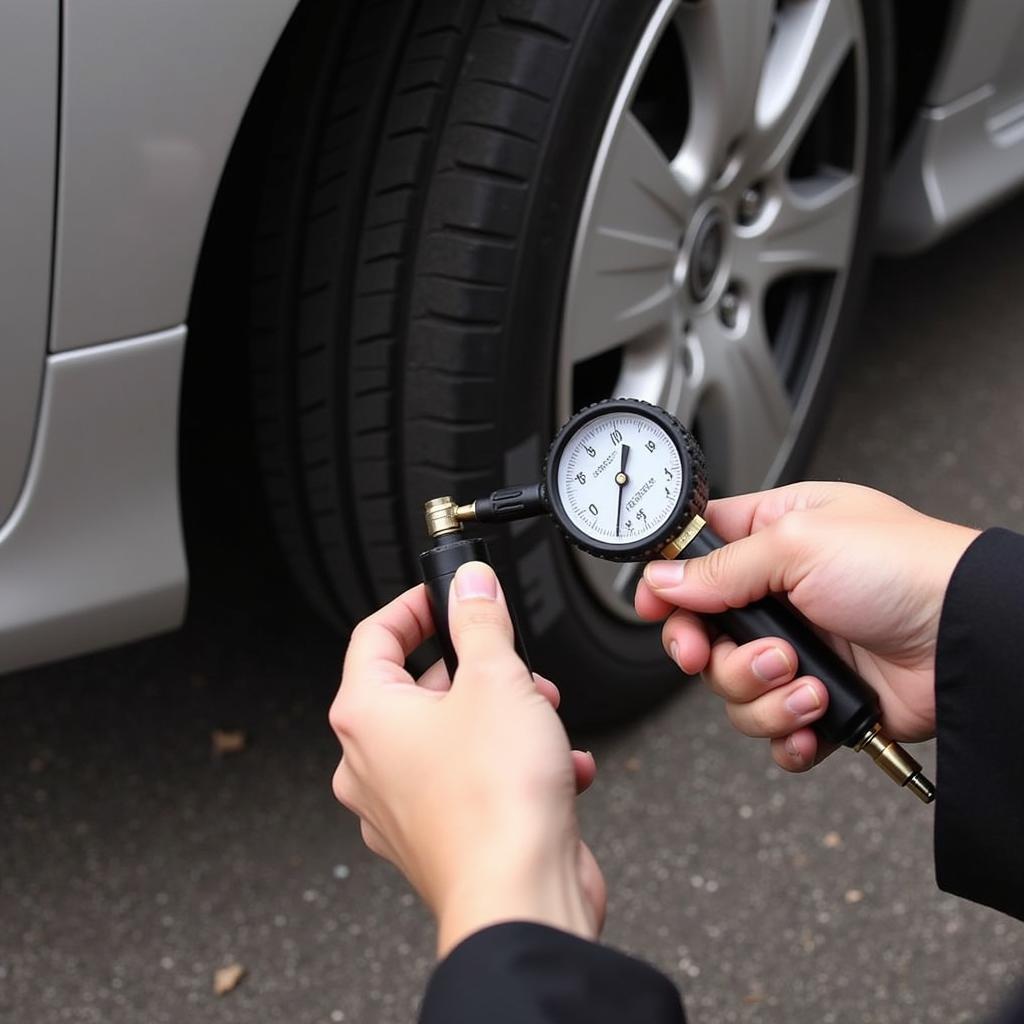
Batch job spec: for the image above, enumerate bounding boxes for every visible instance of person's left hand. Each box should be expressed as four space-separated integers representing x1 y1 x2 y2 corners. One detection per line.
329 562 606 957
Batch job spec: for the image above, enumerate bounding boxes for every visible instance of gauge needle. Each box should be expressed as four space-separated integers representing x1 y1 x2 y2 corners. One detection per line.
615 444 630 536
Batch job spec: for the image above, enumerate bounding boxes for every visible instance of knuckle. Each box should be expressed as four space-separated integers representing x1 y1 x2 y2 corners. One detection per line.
749 698 780 736
694 546 727 589
728 696 776 737
716 669 748 703
703 670 728 701
773 510 812 551
455 611 513 648
705 639 738 693
660 619 677 658
347 619 372 651
695 545 746 605
331 763 357 810
359 819 385 856
456 602 509 632
457 648 526 686
724 700 750 735
328 698 357 740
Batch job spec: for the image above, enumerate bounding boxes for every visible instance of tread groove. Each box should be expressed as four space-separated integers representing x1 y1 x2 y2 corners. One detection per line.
470 75 549 103
434 223 516 247
454 119 538 144
496 14 572 47
451 159 528 187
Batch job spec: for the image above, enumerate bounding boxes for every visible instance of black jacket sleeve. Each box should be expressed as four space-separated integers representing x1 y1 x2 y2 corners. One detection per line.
418 922 685 1024
935 527 1024 922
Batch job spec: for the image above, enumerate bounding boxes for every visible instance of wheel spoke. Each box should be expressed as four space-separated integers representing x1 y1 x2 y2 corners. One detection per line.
563 112 688 364
752 0 857 176
673 0 777 192
614 329 677 407
697 311 792 491
734 172 860 292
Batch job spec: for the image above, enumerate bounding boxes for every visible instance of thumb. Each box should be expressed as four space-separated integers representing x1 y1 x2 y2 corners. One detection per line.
449 561 518 665
642 527 797 612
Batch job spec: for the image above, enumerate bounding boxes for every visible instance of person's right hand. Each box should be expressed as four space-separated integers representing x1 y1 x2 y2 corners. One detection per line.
634 482 980 771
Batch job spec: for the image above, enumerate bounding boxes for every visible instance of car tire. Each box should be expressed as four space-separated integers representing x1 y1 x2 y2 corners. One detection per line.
249 0 892 729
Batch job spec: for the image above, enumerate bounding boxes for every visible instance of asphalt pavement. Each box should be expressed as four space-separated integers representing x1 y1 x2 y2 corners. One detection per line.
4 191 1024 1024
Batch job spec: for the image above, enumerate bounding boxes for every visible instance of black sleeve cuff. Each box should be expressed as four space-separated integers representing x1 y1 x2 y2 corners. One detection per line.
935 528 1024 921
419 922 685 1024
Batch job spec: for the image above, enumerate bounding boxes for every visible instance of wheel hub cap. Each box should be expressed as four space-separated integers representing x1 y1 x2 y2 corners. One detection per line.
687 208 725 303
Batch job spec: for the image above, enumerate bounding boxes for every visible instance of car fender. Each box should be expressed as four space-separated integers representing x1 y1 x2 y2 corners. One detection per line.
52 0 302 352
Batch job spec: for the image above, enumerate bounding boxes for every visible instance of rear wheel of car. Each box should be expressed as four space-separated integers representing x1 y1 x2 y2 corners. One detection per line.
250 0 891 729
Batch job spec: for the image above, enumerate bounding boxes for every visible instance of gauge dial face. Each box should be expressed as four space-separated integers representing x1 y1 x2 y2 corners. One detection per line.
555 410 684 547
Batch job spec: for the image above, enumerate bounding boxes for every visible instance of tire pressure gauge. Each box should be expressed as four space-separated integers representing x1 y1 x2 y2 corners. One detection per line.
544 399 708 561
419 397 936 806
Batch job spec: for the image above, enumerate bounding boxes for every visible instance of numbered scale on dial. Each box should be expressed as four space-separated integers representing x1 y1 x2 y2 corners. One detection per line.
544 399 708 562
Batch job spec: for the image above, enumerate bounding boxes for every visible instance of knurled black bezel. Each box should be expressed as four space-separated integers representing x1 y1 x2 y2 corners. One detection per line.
543 398 709 563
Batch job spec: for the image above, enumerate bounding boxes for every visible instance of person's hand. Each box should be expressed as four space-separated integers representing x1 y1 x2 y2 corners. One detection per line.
635 482 980 771
330 562 605 957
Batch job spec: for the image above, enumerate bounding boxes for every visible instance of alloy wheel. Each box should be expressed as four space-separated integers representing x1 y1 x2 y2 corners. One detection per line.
560 0 867 617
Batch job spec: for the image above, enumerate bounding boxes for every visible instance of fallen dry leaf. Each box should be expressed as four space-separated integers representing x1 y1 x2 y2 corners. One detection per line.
213 963 246 996
844 888 864 904
211 730 246 756
624 757 642 773
743 994 765 1005
822 831 842 849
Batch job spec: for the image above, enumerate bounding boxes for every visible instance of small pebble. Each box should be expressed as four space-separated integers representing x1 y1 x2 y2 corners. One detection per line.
213 963 246 996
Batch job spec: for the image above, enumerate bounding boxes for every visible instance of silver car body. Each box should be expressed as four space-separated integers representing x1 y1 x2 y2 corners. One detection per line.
1 0 1022 673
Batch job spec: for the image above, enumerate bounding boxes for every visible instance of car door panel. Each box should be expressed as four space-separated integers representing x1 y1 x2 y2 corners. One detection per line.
52 0 300 352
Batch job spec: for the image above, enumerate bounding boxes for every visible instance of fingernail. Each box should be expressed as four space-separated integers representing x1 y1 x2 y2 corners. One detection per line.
668 640 680 667
752 646 793 684
785 684 821 717
784 735 802 761
644 561 684 589
454 562 498 601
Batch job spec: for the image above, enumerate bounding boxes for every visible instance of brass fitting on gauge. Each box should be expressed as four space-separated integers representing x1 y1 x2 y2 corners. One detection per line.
424 497 477 540
854 723 936 804
661 514 707 560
